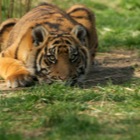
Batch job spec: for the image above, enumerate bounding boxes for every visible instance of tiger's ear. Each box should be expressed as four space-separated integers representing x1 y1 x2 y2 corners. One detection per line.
0 18 18 50
32 25 49 47
71 25 87 45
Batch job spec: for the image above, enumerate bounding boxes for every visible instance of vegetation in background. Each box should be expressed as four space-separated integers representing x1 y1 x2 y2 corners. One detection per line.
1 0 140 51
0 0 140 140
1 0 32 20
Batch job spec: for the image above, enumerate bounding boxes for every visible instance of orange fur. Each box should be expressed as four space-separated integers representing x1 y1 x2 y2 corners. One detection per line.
0 3 97 88
67 4 98 62
0 18 19 51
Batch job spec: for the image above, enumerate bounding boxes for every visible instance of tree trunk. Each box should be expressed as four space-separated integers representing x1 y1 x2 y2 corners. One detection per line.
0 0 2 23
8 0 14 18
25 0 31 13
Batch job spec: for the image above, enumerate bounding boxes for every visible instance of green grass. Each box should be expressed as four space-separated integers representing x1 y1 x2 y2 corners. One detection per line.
51 0 140 51
1 0 140 140
1 82 140 140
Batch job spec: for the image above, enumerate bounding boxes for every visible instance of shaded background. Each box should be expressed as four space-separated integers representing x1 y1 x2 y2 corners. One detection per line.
1 0 140 52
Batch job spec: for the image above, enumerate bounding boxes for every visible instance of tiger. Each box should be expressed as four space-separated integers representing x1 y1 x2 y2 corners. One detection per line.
0 3 98 88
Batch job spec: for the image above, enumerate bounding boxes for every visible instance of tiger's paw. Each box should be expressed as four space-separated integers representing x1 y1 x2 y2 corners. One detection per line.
6 74 35 88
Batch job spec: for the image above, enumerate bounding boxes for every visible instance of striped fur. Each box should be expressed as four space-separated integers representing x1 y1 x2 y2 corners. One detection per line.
0 3 97 88
67 4 98 61
0 18 19 51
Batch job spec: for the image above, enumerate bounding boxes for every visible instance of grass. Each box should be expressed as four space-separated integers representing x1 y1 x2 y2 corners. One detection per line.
1 0 140 140
1 82 140 140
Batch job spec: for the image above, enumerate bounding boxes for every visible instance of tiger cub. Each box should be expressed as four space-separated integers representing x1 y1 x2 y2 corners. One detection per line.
0 3 98 88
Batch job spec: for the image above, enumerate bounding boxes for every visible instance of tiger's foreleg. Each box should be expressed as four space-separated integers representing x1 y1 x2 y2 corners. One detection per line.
0 57 34 88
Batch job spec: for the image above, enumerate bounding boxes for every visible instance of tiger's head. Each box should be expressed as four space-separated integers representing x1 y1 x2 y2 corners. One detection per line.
27 25 90 86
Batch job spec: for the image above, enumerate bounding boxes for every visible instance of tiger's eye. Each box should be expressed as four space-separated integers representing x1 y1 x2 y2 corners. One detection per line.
47 55 56 63
33 40 40 47
50 55 55 60
71 55 76 60
70 54 78 62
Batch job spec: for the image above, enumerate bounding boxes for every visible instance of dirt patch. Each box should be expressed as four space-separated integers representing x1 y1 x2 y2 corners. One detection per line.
85 50 140 87
0 50 140 91
0 80 27 91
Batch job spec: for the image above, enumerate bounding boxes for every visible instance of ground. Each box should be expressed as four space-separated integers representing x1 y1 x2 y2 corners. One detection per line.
85 50 140 87
1 50 140 91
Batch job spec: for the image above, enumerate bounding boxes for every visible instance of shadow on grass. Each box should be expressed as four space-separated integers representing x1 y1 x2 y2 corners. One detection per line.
85 65 134 88
84 51 139 88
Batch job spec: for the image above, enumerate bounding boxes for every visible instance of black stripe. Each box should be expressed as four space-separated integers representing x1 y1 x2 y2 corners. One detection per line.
71 16 89 20
81 48 88 68
45 22 61 30
1 52 5 57
68 8 88 14
14 46 19 59
0 23 16 34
